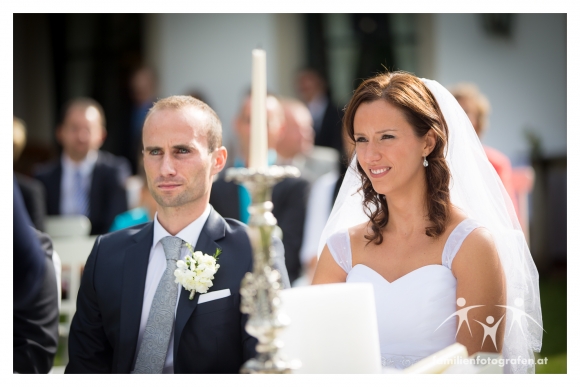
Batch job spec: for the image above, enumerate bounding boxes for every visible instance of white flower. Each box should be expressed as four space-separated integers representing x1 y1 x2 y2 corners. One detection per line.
174 245 222 300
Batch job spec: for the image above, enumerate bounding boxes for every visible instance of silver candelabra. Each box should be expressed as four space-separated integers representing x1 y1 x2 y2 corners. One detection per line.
226 165 301 374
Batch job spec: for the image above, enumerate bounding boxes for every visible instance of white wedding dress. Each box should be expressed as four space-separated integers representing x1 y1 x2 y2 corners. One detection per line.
327 218 482 370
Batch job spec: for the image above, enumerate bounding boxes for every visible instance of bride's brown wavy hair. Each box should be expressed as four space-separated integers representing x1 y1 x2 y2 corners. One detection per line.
343 71 451 244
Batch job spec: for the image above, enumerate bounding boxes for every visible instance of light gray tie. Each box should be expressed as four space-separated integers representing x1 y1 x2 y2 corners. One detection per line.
133 236 183 374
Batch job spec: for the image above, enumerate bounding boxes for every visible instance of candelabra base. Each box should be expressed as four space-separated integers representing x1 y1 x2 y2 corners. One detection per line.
241 357 301 374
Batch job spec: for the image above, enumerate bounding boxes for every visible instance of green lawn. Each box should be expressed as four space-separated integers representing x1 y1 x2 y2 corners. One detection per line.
535 278 567 374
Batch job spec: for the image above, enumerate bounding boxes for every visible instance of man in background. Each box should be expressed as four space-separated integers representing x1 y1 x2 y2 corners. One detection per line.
35 98 130 235
210 94 309 284
296 68 343 154
277 98 339 184
129 67 157 172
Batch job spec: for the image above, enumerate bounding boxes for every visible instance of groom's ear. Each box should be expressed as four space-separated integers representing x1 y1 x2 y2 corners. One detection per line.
423 129 437 155
211 146 227 176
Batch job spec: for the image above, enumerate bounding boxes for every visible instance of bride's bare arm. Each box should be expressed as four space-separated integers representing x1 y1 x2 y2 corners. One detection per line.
452 228 507 355
311 245 348 284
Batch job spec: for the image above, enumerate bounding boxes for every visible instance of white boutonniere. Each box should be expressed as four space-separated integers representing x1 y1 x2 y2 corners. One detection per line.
174 242 221 300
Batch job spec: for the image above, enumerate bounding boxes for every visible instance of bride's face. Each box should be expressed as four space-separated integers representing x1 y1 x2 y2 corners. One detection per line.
353 99 429 196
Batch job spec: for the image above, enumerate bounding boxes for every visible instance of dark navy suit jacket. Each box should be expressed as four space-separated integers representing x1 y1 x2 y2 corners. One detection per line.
65 208 259 373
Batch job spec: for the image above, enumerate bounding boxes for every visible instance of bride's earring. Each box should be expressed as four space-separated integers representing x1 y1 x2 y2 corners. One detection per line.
423 156 429 167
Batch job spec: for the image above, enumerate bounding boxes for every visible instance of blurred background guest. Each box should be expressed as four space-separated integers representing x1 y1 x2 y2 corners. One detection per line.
450 83 519 217
109 163 158 232
14 229 60 374
277 98 340 183
129 66 158 173
34 98 131 235
13 179 47 310
210 94 310 284
296 67 344 154
13 179 59 374
14 116 47 231
296 129 353 286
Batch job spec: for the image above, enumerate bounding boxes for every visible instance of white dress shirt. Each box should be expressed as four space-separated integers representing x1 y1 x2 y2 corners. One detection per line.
134 204 211 374
60 150 98 215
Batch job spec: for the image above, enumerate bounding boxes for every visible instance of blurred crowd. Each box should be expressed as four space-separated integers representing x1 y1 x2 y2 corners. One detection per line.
14 64 528 372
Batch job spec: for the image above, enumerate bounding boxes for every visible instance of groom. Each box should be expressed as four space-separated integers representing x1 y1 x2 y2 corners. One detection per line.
66 96 276 373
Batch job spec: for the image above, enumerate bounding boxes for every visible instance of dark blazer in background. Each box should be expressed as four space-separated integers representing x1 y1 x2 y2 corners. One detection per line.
66 208 261 373
314 101 344 155
15 172 47 232
13 229 59 374
34 150 130 235
210 176 309 284
13 178 46 309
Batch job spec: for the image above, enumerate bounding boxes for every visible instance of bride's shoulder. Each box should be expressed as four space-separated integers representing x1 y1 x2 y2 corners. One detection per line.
347 222 370 240
448 213 499 273
448 206 494 246
348 222 369 238
324 222 368 249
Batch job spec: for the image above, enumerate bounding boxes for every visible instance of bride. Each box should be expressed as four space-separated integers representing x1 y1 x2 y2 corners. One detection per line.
312 71 542 373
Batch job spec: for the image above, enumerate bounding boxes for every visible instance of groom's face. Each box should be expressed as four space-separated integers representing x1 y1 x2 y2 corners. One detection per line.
142 106 225 210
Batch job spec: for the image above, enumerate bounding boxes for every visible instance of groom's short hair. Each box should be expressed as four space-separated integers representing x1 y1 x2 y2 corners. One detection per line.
144 95 222 152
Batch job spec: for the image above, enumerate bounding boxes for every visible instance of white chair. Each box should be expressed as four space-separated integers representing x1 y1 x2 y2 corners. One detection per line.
52 236 97 337
45 215 91 238
277 283 382 373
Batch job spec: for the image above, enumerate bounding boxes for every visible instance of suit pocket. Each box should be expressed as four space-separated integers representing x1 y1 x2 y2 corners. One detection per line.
194 293 234 316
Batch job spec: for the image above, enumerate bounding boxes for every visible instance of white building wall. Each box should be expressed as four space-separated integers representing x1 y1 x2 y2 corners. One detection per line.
433 14 566 162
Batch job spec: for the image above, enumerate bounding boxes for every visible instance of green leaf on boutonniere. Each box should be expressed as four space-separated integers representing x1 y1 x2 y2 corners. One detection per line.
214 248 222 260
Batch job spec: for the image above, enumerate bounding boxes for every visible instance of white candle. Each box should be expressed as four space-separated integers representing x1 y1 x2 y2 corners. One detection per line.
249 49 268 169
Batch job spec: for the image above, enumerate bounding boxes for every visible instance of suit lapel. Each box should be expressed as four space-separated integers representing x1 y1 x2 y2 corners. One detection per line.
174 208 226 359
117 223 154 373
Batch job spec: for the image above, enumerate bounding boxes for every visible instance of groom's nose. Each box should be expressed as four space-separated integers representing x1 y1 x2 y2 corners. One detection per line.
160 152 177 176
